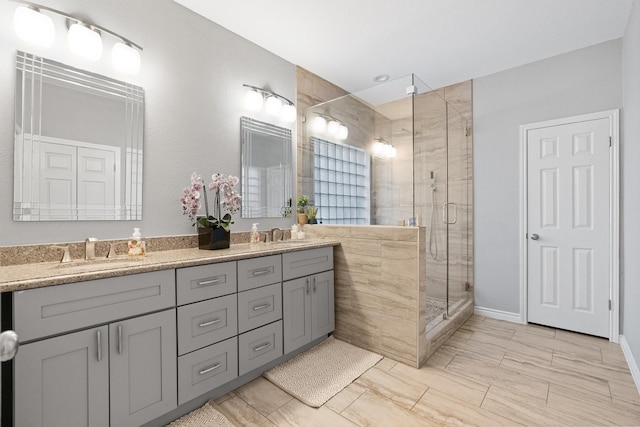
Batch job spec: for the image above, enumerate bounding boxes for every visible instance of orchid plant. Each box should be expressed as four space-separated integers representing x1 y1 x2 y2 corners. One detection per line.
181 172 242 232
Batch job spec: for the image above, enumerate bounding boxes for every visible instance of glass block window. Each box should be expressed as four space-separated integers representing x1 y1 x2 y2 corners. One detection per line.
312 137 370 224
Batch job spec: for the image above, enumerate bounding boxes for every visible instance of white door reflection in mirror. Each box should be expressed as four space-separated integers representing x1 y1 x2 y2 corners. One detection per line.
13 51 143 221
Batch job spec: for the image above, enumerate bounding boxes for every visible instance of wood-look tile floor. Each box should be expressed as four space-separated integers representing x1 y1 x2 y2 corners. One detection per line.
211 315 640 426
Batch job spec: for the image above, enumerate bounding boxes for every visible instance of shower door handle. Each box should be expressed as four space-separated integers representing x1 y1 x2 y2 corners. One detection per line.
442 203 457 225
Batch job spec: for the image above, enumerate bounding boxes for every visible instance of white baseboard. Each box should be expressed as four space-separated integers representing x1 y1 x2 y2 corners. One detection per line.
620 335 640 393
474 306 523 323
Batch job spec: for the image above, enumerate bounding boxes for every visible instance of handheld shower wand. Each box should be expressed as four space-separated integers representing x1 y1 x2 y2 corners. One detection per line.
429 171 438 260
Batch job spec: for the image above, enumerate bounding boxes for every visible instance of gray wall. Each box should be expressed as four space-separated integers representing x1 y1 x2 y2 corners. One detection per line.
622 0 640 362
473 39 622 315
0 0 295 246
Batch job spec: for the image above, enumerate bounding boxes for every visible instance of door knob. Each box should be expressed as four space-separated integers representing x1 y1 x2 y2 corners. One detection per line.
531 234 539 240
0 330 19 362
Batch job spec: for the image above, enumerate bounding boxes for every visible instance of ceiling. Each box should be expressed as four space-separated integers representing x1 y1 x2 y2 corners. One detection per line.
174 0 633 93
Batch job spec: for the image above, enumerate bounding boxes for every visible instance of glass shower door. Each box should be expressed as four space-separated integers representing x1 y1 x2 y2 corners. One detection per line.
445 104 471 316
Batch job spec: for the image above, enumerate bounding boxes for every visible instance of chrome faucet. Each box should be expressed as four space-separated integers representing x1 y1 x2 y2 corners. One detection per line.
270 228 283 242
85 237 98 260
52 245 72 263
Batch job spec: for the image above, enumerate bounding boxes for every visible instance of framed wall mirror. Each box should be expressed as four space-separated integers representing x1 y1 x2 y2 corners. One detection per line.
241 116 292 218
13 51 144 221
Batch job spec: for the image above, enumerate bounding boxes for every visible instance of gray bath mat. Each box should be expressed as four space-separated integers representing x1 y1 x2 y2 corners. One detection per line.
263 336 382 407
166 400 234 427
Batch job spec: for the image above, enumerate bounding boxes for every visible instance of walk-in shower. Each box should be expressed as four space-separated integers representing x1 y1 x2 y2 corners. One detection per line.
301 73 473 341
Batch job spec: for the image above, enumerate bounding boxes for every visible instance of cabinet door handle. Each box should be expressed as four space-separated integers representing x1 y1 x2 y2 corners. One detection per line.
252 268 272 276
117 325 123 355
253 342 270 352
253 303 270 311
313 277 317 293
199 363 222 375
198 277 222 287
96 330 102 361
306 278 309 295
199 318 221 328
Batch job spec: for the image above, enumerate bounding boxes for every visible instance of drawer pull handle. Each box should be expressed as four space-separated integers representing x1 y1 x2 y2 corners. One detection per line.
306 278 309 295
198 277 222 286
252 268 272 276
117 325 123 355
96 330 102 362
313 277 317 293
199 318 222 328
253 342 270 352
199 363 222 375
253 303 271 311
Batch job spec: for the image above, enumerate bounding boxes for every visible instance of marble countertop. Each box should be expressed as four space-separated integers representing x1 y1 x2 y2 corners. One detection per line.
0 240 339 293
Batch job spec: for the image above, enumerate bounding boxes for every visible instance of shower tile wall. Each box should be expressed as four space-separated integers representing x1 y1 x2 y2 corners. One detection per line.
372 102 414 224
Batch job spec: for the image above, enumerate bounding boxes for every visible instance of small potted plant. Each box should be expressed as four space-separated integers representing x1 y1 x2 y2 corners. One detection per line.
306 206 318 224
296 195 309 224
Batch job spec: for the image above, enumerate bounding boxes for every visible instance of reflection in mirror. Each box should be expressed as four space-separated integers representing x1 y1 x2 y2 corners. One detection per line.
241 117 292 218
13 51 144 221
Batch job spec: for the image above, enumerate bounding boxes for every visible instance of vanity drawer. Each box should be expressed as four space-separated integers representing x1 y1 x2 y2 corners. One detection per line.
282 247 334 281
177 294 238 355
238 283 282 334
237 255 282 292
178 336 238 405
176 261 237 305
238 320 283 376
14 270 175 342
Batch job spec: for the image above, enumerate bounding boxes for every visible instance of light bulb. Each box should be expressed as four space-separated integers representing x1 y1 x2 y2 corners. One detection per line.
112 42 141 74
13 6 55 47
280 104 297 123
337 125 349 140
265 95 282 116
311 116 327 133
244 89 263 111
68 23 103 61
373 141 385 156
327 120 341 137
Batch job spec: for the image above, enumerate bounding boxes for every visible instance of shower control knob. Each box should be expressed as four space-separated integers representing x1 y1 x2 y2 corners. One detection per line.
530 234 539 241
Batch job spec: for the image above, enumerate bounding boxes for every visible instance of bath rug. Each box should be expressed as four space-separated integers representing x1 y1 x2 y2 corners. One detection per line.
263 336 382 407
166 400 234 427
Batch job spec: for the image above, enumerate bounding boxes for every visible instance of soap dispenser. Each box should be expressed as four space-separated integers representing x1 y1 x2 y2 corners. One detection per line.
128 227 146 256
250 223 260 244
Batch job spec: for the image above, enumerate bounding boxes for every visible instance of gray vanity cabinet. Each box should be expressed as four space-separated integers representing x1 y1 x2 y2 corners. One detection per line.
15 310 176 427
12 270 177 427
282 248 335 353
15 326 110 427
109 309 177 427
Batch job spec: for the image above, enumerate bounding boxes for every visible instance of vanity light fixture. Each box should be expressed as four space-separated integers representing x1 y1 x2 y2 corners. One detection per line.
373 138 397 158
242 84 296 123
13 5 55 47
312 113 349 141
265 95 283 116
11 1 143 74
67 22 102 61
112 42 141 75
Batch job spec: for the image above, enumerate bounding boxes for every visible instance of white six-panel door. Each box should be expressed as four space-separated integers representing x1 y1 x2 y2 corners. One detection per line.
527 117 611 337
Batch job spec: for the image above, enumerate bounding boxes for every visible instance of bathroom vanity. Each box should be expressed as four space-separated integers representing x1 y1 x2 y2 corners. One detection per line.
0 241 336 427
